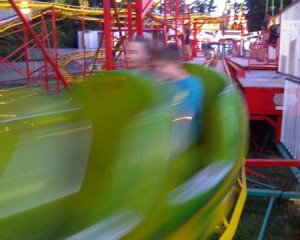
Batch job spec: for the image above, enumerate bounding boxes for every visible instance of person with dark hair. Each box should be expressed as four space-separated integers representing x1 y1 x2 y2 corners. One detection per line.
125 36 154 70
258 11 272 62
154 44 204 157
261 11 272 30
183 23 192 61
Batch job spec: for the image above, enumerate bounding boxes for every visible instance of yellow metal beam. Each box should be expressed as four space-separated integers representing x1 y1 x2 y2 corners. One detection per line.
0 1 224 25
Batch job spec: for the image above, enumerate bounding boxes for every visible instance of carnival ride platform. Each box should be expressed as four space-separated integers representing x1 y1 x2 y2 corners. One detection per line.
1 1 299 239
226 57 284 143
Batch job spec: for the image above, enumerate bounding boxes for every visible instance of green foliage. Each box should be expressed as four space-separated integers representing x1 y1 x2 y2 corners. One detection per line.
38 0 79 5
56 19 81 48
189 0 217 14
154 0 216 15
0 34 24 60
245 0 292 32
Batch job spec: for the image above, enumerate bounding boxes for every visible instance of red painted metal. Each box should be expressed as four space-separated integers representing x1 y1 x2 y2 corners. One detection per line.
248 43 278 71
112 0 126 54
277 8 283 72
135 0 143 36
103 0 113 70
81 18 87 80
226 56 283 144
42 13 51 49
52 7 58 67
2 0 223 89
41 13 50 90
247 93 283 143
226 59 246 78
246 159 300 167
8 0 70 92
164 1 167 46
174 0 179 45
0 54 26 78
51 6 59 92
192 22 197 58
141 0 154 18
244 87 283 116
23 29 31 84
246 168 267 179
163 25 167 47
127 3 133 40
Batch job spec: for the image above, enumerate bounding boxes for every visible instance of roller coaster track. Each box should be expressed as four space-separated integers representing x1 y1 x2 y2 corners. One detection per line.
203 58 246 239
57 50 106 83
0 10 43 33
0 1 225 83
0 1 162 82
0 1 224 26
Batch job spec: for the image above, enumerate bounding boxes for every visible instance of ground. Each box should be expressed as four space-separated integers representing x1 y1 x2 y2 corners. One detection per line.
234 134 300 240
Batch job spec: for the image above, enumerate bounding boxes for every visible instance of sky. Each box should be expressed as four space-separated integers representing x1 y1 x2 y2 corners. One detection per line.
184 0 225 15
184 0 244 16
214 0 226 16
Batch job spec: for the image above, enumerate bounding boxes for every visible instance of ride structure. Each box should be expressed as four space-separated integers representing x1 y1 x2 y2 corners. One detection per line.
1 0 299 239
0 0 226 90
0 1 249 239
0 56 248 240
227 1 300 238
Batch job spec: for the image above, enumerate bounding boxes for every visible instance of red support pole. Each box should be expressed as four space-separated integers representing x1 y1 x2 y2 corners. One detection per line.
163 0 168 46
0 38 34 63
8 0 70 92
127 3 133 40
41 13 50 90
103 0 113 70
41 14 51 49
135 0 143 36
246 159 300 167
193 23 197 59
163 25 167 47
99 22 104 54
175 0 179 45
277 7 283 72
81 17 87 79
246 168 266 179
52 7 58 68
112 0 126 52
51 6 59 92
23 28 31 85
0 55 27 77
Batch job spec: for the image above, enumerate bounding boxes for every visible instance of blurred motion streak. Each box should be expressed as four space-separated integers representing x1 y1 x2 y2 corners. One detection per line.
0 65 248 239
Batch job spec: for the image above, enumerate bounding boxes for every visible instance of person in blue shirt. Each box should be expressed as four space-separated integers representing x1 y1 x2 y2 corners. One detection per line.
154 44 204 158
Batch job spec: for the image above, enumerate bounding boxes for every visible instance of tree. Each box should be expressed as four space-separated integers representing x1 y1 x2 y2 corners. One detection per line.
244 0 292 32
154 0 216 15
189 0 216 14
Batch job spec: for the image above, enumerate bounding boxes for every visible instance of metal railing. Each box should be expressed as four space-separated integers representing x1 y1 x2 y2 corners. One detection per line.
248 42 278 69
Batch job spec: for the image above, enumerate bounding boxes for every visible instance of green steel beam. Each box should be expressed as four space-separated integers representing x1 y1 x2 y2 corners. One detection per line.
247 178 276 190
257 197 275 240
248 188 300 199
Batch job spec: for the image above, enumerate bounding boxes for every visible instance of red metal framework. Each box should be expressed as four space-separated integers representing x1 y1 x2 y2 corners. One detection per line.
246 159 300 167
1 0 225 91
7 0 69 92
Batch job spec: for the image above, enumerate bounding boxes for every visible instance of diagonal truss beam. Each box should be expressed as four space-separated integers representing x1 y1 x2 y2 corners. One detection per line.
8 0 70 92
